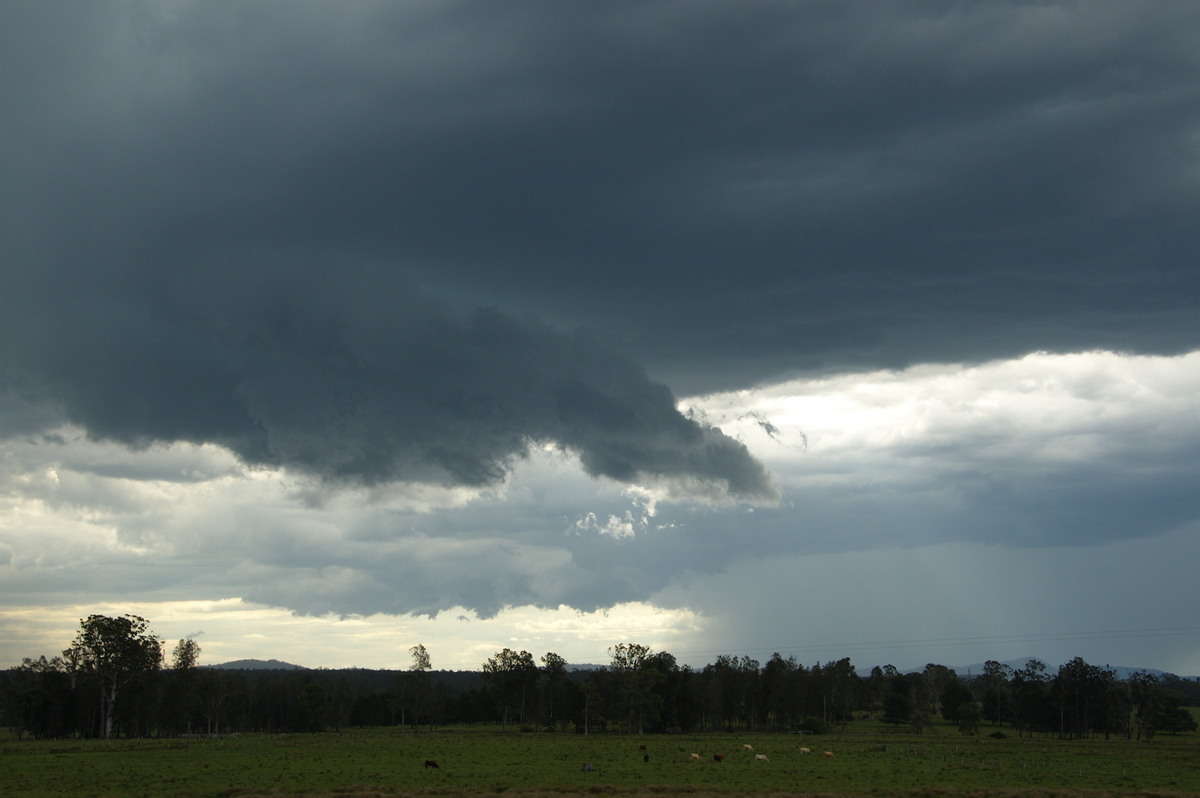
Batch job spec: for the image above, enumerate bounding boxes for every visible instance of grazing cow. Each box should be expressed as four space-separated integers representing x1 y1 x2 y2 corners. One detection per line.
689 753 701 761
755 754 770 763
800 747 811 754
713 754 725 762
823 751 834 758
638 744 647 752
582 762 595 772
424 760 439 769
742 744 753 751
643 754 650 763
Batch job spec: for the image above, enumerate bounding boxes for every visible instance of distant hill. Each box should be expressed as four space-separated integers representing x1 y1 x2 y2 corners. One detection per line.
200 657 1190 679
203 660 601 673
206 658 305 671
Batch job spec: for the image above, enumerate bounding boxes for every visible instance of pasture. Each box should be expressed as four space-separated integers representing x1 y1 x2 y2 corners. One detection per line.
2 723 1198 798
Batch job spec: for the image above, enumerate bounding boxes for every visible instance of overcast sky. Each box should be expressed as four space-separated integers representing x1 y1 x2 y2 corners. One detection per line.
3 1 1199 677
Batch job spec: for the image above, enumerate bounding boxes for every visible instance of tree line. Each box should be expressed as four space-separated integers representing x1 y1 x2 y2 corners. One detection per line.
3 614 1196 740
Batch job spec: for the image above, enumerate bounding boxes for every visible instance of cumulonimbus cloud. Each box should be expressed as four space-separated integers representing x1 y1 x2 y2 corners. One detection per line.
0 274 777 504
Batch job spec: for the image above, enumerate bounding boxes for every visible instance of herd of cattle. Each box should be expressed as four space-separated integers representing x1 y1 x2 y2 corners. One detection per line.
603 742 834 769
426 743 836 774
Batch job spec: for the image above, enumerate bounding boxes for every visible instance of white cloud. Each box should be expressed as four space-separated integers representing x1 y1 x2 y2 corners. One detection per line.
2 350 1199 674
687 351 1200 538
690 350 1200 466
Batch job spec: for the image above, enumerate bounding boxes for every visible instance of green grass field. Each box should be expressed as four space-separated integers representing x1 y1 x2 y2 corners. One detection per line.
2 722 1198 797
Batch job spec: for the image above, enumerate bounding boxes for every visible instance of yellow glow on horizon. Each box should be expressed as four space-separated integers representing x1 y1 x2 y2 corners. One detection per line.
0 598 706 671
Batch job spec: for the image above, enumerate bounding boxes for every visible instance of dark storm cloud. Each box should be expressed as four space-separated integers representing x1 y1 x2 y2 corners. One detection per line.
2 2 1198 482
0 264 775 498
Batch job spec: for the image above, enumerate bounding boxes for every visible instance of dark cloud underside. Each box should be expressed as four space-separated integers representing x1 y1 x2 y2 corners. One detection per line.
1 266 774 498
2 1 1198 482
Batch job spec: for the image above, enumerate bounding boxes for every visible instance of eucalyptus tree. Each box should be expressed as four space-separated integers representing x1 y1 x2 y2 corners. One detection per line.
390 644 432 729
702 655 737 730
607 642 666 734
821 657 859 730
172 638 200 670
866 665 891 714
737 655 762 730
1128 670 1164 741
907 671 933 733
63 614 162 738
540 651 568 730
1053 657 1098 739
579 678 603 735
922 663 955 720
481 647 537 728
198 667 240 734
1010 658 1050 736
656 658 698 732
1091 664 1126 740
164 638 202 734
406 643 433 730
978 660 1012 726
760 654 799 731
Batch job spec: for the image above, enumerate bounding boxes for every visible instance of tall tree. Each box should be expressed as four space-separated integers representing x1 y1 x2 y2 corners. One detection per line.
867 665 891 715
608 642 665 734
197 668 239 734
907 671 932 733
823 658 858 730
171 639 201 670
1128 670 1163 741
979 660 1012 726
1010 659 1050 736
761 653 798 731
407 644 433 730
410 643 432 672
165 638 202 734
579 678 603 735
1053 657 1095 739
540 652 568 730
922 664 955 720
63 614 162 738
481 648 537 728
1091 664 1126 740
647 651 684 732
736 655 762 731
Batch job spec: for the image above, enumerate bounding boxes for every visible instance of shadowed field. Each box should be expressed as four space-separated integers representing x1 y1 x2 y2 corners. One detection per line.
2 723 1197 797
